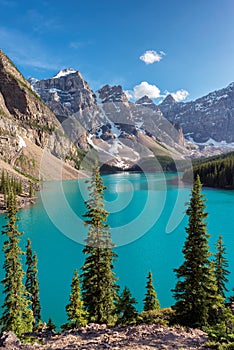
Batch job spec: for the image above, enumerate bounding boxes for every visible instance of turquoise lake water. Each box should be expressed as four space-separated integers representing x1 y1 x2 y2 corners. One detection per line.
0 172 233 327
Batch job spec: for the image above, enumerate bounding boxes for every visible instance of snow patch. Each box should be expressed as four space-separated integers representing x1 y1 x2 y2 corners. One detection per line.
49 88 62 93
189 137 234 149
96 92 121 137
18 136 26 149
53 68 77 79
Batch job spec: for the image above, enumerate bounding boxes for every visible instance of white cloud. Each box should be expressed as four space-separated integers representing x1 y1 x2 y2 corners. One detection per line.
125 83 189 103
140 50 165 64
169 89 189 102
133 82 161 99
125 82 161 100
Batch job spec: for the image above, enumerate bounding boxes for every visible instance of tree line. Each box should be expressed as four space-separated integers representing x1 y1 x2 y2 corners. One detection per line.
0 170 34 206
183 152 234 189
0 164 233 348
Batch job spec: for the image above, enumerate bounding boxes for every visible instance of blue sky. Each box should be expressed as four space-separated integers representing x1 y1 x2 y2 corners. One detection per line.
1 0 234 102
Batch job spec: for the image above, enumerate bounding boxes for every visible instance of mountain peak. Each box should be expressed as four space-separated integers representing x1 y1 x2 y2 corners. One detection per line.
135 95 161 113
161 94 176 105
53 68 77 79
98 85 128 103
135 95 154 105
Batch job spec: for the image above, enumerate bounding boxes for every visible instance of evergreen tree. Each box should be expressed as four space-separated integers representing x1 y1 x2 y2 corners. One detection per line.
81 162 118 324
116 287 138 325
143 271 160 311
29 182 34 198
214 235 230 298
172 175 224 328
25 238 41 329
65 269 88 328
0 192 33 335
47 318 56 332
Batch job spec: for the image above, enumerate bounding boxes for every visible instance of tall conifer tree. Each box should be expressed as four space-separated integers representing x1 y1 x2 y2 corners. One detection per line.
25 238 41 329
65 269 88 328
1 192 33 335
81 162 118 324
172 176 224 328
143 271 160 311
214 235 230 298
116 287 138 325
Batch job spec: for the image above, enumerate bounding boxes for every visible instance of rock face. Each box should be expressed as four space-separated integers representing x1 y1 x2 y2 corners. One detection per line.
32 71 192 169
0 50 81 180
32 68 234 168
159 84 234 144
0 325 210 349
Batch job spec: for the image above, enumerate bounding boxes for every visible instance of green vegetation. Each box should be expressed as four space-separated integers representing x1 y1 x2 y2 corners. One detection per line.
25 239 42 330
172 175 225 328
183 151 234 189
116 287 138 325
65 269 88 328
0 170 23 198
0 192 33 335
81 162 118 324
13 167 39 183
25 120 55 133
66 146 87 170
0 164 233 348
214 235 230 298
46 318 56 332
143 271 160 311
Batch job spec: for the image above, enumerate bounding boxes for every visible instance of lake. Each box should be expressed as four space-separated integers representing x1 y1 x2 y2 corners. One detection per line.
0 172 233 327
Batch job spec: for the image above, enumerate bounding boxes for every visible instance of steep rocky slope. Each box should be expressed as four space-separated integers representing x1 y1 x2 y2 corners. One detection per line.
31 69 234 169
0 50 83 181
159 83 234 144
31 71 194 169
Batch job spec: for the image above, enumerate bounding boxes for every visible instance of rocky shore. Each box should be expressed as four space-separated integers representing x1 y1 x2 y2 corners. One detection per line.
0 324 210 349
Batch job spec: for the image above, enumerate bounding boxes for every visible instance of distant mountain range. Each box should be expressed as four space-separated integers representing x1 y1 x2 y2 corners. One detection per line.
29 68 234 169
0 48 233 177
159 83 234 144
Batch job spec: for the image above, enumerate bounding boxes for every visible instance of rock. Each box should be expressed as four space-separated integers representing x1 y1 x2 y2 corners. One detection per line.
0 50 83 181
159 83 234 144
0 331 21 349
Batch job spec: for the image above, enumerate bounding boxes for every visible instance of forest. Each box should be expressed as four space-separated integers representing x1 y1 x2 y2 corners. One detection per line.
0 163 234 349
183 151 234 189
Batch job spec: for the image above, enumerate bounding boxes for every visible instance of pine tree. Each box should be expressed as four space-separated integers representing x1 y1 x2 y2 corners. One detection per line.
172 175 224 328
29 182 34 198
143 271 160 311
25 238 41 329
214 235 230 298
47 318 56 332
0 192 33 335
65 269 88 328
116 287 138 325
81 162 118 324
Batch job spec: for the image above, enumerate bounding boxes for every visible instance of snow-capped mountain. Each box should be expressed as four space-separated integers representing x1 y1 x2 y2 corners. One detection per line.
29 69 234 169
30 70 191 169
160 83 234 144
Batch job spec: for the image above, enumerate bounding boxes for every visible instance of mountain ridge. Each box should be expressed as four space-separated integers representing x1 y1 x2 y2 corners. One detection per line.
0 50 86 181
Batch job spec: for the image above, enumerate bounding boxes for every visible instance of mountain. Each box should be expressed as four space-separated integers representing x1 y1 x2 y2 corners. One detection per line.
31 71 194 170
159 83 234 145
0 50 85 181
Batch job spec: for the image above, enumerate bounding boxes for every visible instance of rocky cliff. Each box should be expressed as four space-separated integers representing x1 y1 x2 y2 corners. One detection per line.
159 83 234 145
32 71 193 169
0 50 83 181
